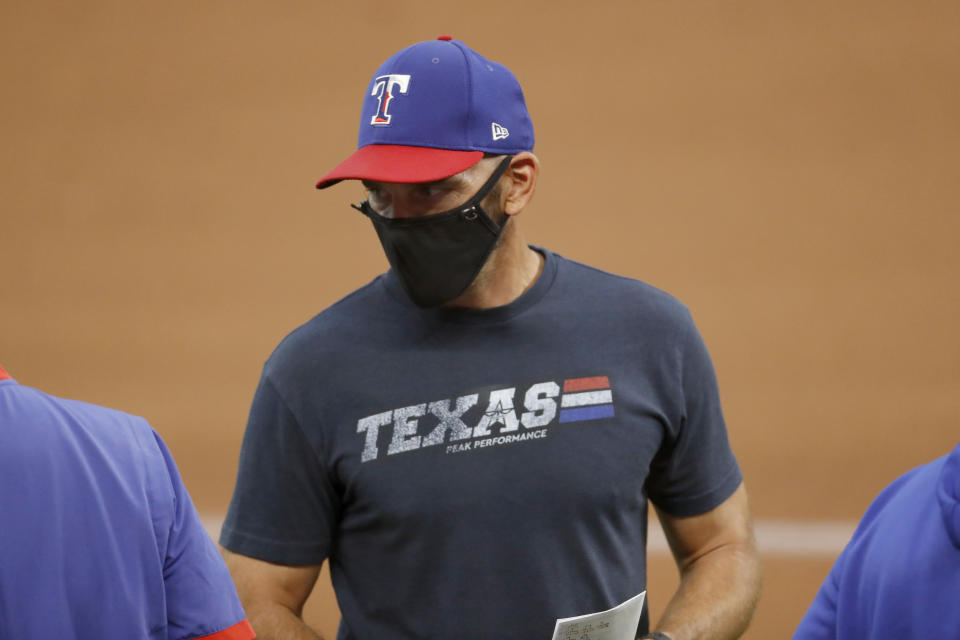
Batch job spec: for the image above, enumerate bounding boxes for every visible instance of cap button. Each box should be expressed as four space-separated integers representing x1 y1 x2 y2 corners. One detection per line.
437 35 453 41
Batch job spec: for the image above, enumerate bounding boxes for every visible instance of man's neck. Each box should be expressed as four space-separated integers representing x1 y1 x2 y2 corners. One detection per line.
444 223 543 310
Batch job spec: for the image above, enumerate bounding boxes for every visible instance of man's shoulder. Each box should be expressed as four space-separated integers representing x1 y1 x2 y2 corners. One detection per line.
845 452 948 550
2 382 149 431
552 251 693 322
261 274 395 378
0 382 156 466
870 454 947 514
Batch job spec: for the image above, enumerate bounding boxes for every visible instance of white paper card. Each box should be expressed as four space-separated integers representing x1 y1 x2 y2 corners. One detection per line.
550 591 646 640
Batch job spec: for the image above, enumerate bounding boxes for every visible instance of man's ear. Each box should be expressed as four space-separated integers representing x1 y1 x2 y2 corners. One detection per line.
501 152 539 216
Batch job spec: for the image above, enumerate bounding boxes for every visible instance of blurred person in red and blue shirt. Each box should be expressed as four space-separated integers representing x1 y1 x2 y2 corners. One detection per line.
0 364 255 640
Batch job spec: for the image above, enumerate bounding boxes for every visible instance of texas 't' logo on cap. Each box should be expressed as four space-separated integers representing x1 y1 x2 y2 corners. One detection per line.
370 74 411 126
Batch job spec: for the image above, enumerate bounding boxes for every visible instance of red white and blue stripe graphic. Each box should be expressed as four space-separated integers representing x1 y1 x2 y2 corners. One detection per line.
559 376 614 423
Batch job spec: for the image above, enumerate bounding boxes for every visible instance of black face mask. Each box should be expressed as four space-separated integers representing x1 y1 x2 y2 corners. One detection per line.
352 156 513 308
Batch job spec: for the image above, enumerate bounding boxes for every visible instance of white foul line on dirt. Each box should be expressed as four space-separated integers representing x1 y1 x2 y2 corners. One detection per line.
203 514 857 557
647 519 856 555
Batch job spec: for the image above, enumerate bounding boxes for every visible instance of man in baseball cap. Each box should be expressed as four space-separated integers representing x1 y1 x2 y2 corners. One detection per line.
221 37 761 640
317 35 540 309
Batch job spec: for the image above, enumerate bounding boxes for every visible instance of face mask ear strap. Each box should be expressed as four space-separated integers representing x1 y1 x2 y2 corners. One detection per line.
351 201 375 216
460 155 514 214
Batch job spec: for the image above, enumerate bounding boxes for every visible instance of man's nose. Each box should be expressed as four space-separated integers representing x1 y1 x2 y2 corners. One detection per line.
386 195 417 219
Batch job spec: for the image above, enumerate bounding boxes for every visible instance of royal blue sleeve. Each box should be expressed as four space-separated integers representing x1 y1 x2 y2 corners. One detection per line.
793 553 842 640
152 431 255 640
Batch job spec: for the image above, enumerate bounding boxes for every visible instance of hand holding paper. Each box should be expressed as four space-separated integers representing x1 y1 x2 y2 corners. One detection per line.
551 591 646 640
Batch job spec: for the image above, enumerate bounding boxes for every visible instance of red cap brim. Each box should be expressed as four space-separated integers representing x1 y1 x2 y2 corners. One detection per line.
316 145 484 189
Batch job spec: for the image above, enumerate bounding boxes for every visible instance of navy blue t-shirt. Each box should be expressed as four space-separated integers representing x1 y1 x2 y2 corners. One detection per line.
221 247 742 639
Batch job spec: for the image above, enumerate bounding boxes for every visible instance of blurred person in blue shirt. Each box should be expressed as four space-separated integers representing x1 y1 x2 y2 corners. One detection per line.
794 441 960 639
0 364 256 640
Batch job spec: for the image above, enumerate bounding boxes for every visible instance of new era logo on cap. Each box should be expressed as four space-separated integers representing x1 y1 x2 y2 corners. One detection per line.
491 122 509 141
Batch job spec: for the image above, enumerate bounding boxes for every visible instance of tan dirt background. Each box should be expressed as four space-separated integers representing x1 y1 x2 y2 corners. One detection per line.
2 1 958 638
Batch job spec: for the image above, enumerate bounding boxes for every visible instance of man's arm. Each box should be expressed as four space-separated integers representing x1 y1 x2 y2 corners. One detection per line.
650 483 762 640
222 548 326 640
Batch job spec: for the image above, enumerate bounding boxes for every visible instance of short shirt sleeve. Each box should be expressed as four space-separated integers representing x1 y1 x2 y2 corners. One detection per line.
150 430 254 640
219 372 339 566
645 311 743 516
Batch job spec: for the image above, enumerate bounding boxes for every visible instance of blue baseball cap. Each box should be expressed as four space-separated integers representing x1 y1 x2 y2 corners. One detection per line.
316 36 535 189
